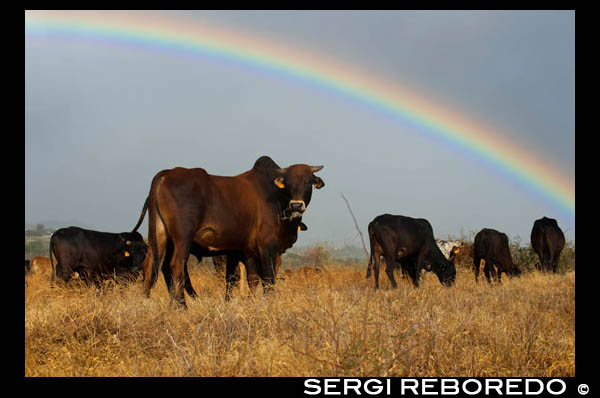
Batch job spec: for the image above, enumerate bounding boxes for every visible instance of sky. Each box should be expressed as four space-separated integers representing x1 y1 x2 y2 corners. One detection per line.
25 10 575 247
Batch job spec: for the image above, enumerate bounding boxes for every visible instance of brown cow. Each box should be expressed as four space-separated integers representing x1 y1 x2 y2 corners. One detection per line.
132 156 324 307
208 222 306 290
29 256 53 276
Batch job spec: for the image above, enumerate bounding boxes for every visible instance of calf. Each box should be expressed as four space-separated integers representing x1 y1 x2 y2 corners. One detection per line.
50 226 147 283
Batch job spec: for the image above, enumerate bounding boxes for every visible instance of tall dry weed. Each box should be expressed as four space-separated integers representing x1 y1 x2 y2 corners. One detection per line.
25 264 574 377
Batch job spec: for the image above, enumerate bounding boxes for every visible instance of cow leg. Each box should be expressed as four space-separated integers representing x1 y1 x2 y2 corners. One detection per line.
183 262 198 299
384 255 398 289
483 261 492 284
496 265 502 284
411 255 425 288
244 257 260 295
552 255 560 274
166 266 197 302
259 246 278 295
161 239 175 296
274 255 282 278
473 257 482 283
542 247 551 272
488 259 498 283
372 254 382 290
225 255 241 301
404 264 419 287
549 251 558 274
169 240 193 309
400 260 409 279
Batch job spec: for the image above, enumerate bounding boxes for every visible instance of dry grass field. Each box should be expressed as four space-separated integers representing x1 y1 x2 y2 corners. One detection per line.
25 257 574 377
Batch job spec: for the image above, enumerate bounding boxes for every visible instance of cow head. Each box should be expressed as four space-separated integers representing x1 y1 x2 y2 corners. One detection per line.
448 246 460 264
431 257 457 287
507 261 523 278
119 234 148 271
273 164 325 219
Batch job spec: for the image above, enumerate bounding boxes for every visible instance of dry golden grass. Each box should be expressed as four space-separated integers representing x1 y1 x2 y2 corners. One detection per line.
25 264 574 377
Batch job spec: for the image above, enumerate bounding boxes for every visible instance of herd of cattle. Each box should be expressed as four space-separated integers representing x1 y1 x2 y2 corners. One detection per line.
25 156 567 308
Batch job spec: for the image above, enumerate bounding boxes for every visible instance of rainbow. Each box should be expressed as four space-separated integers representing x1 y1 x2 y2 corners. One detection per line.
25 10 574 218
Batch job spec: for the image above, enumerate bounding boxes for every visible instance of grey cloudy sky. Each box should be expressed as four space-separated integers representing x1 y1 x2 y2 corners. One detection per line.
25 10 575 246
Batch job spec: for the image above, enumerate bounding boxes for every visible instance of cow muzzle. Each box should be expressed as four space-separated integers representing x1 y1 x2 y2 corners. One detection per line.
289 200 306 218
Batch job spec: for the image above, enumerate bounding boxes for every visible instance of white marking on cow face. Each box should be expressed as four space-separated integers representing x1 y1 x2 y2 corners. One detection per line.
289 200 306 218
289 200 306 213
436 240 463 258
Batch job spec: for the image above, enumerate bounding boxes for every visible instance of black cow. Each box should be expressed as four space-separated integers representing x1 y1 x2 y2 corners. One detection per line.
531 217 565 273
473 228 522 283
366 214 456 289
49 226 147 283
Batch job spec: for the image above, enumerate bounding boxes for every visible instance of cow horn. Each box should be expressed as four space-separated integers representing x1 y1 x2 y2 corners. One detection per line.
276 167 288 174
310 165 324 173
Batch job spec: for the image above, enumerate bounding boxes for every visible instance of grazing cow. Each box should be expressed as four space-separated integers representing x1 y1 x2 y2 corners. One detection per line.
531 217 565 273
132 156 324 307
29 256 53 276
371 244 461 281
366 214 457 289
49 226 147 283
473 228 522 283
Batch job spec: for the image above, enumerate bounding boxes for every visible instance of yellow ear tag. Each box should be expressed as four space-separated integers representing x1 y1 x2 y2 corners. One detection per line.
275 180 285 189
298 226 301 232
124 251 130 257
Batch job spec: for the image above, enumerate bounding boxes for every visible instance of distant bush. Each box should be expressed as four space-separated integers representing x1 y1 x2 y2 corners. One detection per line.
25 239 49 258
303 245 332 268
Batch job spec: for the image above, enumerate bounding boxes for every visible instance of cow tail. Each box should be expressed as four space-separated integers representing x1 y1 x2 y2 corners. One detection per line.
131 196 149 233
49 232 56 284
366 223 375 279
542 225 552 269
366 250 374 279
149 176 165 285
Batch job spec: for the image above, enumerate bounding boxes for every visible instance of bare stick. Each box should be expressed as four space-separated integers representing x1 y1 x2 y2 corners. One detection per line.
340 192 369 259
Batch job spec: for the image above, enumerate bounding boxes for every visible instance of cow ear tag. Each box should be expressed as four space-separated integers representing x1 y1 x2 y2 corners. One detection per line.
124 251 130 257
274 177 285 189
297 226 301 232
